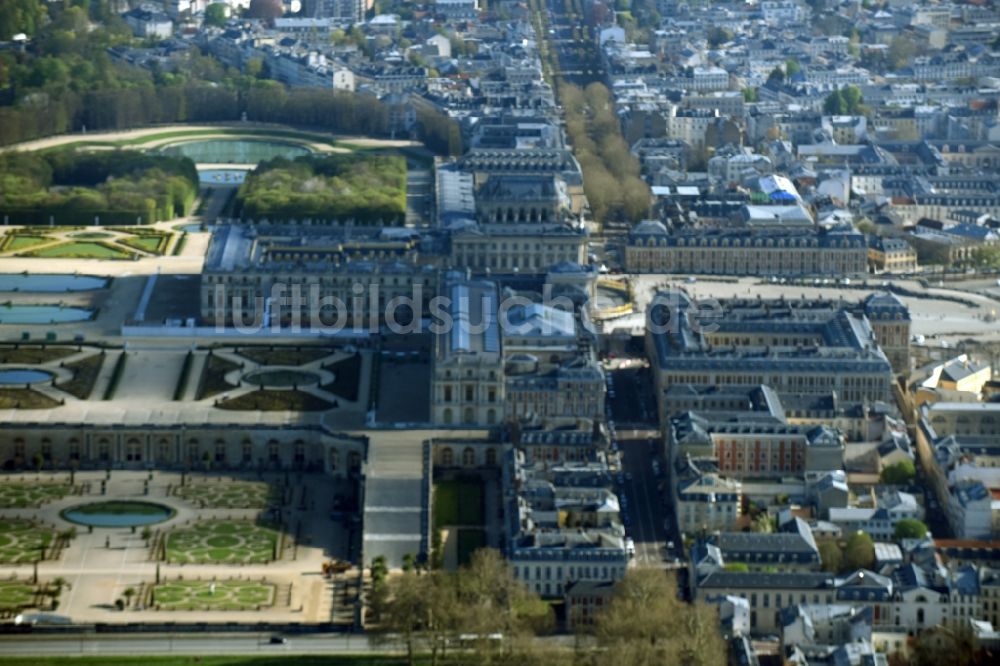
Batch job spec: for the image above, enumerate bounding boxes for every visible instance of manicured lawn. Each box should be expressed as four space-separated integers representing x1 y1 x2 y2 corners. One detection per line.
165 520 279 565
55 352 104 399
118 234 169 254
196 354 241 400
5 235 52 251
433 481 484 528
216 389 333 412
25 241 133 260
118 127 342 148
0 388 61 409
238 346 336 367
0 345 76 364
150 580 274 611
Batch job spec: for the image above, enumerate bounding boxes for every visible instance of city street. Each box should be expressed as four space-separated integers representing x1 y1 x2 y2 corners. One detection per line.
617 438 670 567
0 634 379 657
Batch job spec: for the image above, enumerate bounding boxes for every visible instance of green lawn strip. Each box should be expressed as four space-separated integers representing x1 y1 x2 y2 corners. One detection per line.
113 127 346 150
23 241 134 260
103 351 128 400
0 345 76 364
173 351 194 401
433 481 484 528
216 389 333 412
237 346 335 367
67 231 116 240
0 388 60 409
55 352 104 399
320 353 362 402
0 657 423 666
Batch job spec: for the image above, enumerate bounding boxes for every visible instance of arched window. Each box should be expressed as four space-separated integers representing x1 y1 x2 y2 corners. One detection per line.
126 438 142 462
98 438 111 462
462 447 476 467
463 407 474 423
486 448 497 466
157 438 171 463
329 448 340 471
443 408 453 425
441 447 454 466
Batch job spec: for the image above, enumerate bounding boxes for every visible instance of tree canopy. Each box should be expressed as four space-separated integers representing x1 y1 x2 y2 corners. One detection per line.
844 531 876 571
376 548 553 666
880 459 916 486
0 149 198 224
893 518 929 541
236 153 407 223
592 569 726 666
559 81 650 225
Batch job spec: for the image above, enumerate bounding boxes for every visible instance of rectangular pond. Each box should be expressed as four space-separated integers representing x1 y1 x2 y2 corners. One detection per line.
0 304 94 324
0 274 108 292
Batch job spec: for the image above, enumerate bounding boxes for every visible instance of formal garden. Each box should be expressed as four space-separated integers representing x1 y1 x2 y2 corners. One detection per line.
164 520 281 565
0 228 174 259
173 480 279 509
148 579 275 611
0 518 56 564
0 576 71 617
0 482 72 508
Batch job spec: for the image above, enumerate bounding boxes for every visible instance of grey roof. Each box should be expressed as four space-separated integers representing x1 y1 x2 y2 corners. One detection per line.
699 571 835 590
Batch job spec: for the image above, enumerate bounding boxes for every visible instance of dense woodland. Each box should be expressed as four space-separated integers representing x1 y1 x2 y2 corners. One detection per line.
0 1 462 154
236 153 407 223
0 150 199 224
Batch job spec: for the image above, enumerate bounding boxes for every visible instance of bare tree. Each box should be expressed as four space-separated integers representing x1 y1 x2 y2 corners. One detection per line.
592 569 726 666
